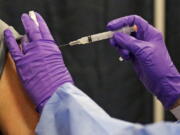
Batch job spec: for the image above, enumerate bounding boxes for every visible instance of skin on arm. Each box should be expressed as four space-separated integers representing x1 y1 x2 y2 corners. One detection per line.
171 99 180 109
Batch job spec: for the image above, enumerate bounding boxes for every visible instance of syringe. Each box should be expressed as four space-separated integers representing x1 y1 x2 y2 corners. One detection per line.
60 25 138 47
28 10 138 49
28 10 138 61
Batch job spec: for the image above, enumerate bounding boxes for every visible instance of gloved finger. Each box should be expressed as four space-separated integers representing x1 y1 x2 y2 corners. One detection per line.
35 12 54 40
113 32 146 54
21 35 29 44
106 15 161 41
106 15 148 31
21 13 42 41
109 38 117 47
4 29 22 59
118 48 131 60
110 38 130 60
20 35 29 52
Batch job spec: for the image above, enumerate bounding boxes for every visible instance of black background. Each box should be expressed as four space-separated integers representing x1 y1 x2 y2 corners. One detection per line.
0 0 178 134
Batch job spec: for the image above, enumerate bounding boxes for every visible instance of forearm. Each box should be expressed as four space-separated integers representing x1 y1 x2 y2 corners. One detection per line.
171 99 180 109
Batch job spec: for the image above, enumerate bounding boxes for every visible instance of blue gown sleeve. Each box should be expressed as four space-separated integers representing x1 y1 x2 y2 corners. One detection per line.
35 83 180 135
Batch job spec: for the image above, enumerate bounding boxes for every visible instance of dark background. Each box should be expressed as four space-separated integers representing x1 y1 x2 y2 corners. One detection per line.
0 0 178 134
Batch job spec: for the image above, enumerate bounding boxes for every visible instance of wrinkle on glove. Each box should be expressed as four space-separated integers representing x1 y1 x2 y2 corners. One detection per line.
4 13 73 112
107 15 180 109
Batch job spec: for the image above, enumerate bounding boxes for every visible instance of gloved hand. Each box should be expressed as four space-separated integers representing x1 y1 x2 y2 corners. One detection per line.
4 13 73 112
107 15 180 109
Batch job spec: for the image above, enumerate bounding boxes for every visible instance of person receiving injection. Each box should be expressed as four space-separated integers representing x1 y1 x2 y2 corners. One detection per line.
4 12 180 135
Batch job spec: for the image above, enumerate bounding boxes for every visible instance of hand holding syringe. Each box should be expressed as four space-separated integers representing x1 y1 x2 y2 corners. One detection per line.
29 11 138 61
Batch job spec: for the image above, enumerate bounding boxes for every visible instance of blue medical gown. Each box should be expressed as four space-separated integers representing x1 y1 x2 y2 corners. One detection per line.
35 83 180 135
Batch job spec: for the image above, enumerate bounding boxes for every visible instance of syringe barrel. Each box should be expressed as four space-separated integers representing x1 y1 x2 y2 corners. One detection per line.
69 25 137 46
90 31 113 42
90 25 136 43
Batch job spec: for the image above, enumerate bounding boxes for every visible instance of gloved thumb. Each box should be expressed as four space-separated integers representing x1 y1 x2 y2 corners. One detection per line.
109 38 130 60
113 32 146 55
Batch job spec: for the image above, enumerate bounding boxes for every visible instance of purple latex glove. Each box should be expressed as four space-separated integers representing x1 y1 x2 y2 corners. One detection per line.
4 13 73 112
107 15 180 109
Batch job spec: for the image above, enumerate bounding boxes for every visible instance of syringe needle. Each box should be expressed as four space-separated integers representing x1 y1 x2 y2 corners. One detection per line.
60 40 82 48
59 44 70 48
